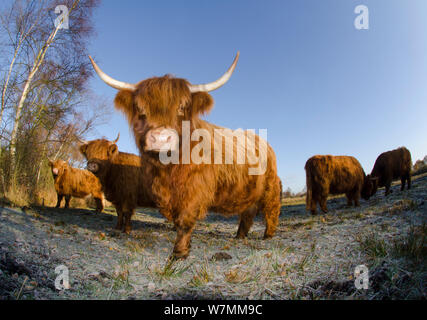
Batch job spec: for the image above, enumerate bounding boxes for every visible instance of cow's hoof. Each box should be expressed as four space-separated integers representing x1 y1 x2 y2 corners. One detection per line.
235 233 247 240
263 234 273 240
169 251 188 261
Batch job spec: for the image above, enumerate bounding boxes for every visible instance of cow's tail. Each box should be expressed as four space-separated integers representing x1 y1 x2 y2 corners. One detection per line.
305 162 313 211
279 178 283 202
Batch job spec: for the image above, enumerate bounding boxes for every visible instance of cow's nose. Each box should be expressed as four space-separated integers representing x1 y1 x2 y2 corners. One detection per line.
145 127 178 152
151 128 173 143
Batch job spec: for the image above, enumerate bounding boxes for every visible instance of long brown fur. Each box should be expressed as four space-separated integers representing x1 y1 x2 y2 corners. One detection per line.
80 138 165 233
366 147 412 197
49 159 104 212
112 75 282 260
305 155 370 215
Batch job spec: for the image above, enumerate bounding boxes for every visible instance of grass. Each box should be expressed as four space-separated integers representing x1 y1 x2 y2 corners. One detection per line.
391 223 427 264
154 260 192 280
356 223 427 299
1 174 426 300
357 233 388 261
188 260 212 287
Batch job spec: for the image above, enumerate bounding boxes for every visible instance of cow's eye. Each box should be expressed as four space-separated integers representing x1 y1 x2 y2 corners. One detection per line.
178 104 185 116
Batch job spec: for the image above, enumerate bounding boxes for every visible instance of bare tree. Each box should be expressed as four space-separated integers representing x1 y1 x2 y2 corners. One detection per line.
0 0 105 203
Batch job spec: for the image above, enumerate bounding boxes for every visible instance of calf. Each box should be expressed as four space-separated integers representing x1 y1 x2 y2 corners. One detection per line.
365 147 412 197
305 155 370 215
49 159 104 212
79 135 165 233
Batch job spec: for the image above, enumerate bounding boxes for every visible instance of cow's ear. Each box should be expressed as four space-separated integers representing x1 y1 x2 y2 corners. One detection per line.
79 144 88 156
108 144 118 157
114 90 134 114
191 92 214 116
48 159 53 167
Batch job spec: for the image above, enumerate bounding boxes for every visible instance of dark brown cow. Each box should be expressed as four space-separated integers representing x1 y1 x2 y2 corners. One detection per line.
364 147 412 198
305 155 370 215
89 53 282 260
79 134 167 233
49 159 104 212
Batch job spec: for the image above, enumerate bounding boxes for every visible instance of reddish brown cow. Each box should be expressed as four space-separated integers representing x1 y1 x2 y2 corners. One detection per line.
79 134 167 233
305 155 370 215
364 147 412 198
49 159 104 212
89 53 282 260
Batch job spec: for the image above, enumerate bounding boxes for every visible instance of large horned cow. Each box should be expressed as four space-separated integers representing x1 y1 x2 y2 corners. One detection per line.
89 53 281 260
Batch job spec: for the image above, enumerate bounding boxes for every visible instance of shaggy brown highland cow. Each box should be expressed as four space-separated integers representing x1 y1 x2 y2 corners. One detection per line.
89 53 282 260
364 147 412 198
79 134 168 233
305 155 371 215
49 159 104 212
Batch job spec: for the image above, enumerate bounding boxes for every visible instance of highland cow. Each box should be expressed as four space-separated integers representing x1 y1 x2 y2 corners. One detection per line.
89 52 282 260
364 147 412 198
305 155 370 215
49 159 104 212
79 134 168 233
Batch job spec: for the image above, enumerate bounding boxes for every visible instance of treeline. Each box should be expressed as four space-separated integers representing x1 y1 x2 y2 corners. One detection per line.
413 156 427 176
0 0 107 206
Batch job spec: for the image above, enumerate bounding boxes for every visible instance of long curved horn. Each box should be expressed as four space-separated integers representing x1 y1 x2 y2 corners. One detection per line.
76 136 88 144
89 56 137 91
111 133 120 144
188 52 240 93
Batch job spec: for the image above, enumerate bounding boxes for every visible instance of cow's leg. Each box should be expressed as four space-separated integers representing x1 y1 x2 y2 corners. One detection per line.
400 177 406 191
346 193 352 206
385 181 392 196
115 206 124 231
309 194 318 215
64 195 71 208
353 192 360 207
55 194 63 208
317 185 329 213
261 181 281 240
319 189 329 213
94 194 104 212
236 206 257 239
407 173 411 190
123 208 135 234
171 209 198 260
172 223 195 260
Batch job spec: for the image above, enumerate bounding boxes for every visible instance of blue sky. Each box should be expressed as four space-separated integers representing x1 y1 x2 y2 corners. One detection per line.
87 0 427 192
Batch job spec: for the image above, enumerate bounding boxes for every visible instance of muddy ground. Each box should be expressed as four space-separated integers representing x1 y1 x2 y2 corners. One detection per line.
0 175 426 300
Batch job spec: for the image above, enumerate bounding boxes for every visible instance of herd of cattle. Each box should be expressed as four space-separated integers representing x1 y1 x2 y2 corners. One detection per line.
47 53 413 260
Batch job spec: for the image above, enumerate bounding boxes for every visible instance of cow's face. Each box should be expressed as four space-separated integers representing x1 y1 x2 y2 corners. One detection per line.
361 175 379 200
86 158 107 177
79 136 120 165
89 53 239 162
48 159 68 178
114 78 214 157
